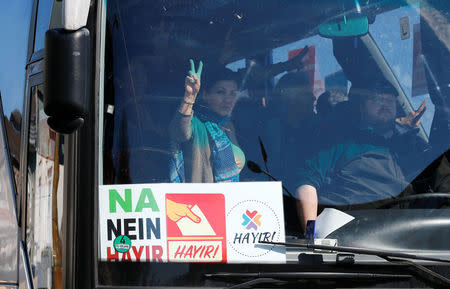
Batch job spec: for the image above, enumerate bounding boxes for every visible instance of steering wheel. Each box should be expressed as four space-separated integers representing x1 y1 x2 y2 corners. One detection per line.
377 192 450 209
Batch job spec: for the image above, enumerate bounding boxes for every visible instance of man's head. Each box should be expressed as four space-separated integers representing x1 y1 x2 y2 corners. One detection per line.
354 82 398 130
275 71 314 115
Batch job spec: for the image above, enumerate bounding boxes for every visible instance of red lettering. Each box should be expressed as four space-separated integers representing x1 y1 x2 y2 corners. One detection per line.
146 245 150 261
200 245 206 257
204 245 214 258
213 245 219 258
132 246 144 261
184 245 193 258
193 245 202 258
174 245 185 259
107 247 119 261
152 245 163 262
121 251 131 262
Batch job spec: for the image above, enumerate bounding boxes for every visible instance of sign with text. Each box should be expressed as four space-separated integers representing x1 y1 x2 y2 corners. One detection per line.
99 182 286 263
288 45 325 97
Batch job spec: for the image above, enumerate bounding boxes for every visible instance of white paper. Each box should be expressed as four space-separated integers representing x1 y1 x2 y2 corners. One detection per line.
176 205 216 236
315 208 354 238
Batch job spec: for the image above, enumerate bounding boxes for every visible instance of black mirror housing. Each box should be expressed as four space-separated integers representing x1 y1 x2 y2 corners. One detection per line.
44 28 90 134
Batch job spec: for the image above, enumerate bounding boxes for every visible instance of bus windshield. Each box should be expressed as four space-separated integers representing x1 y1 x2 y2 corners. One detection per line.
99 0 450 286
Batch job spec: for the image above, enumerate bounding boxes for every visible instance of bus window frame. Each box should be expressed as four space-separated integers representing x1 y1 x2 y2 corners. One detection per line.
19 65 77 289
16 68 42 288
94 1 450 286
27 0 40 64
0 91 21 283
19 66 43 241
19 0 58 241
0 91 20 222
94 0 107 286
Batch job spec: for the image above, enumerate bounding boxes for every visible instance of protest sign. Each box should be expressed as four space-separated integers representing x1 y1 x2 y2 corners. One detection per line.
99 182 286 263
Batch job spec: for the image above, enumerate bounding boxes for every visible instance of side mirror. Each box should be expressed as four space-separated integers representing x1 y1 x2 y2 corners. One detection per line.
318 15 369 38
44 28 91 134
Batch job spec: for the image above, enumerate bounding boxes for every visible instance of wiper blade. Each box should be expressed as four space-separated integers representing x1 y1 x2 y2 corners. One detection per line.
261 241 450 287
384 257 450 289
206 272 411 279
205 272 411 289
227 278 285 289
260 241 450 264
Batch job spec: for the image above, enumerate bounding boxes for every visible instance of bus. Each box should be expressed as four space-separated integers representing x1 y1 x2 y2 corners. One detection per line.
0 0 449 288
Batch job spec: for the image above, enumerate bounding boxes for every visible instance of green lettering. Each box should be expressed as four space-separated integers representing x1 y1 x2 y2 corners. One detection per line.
109 189 132 213
135 188 160 212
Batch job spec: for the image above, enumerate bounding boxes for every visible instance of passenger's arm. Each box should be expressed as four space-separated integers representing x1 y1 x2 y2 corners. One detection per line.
295 144 341 232
236 46 308 84
296 184 318 232
169 71 201 142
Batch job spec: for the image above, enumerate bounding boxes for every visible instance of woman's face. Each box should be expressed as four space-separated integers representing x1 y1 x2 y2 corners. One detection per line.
202 80 239 116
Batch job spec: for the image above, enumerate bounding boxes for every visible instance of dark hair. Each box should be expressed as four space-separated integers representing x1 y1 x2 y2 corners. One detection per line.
202 66 240 93
316 91 333 117
371 81 398 96
351 80 397 99
346 80 403 122
348 79 398 109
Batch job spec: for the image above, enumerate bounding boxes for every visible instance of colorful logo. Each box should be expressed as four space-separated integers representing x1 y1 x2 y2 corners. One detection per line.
242 210 262 230
113 235 131 253
166 194 226 263
227 200 283 259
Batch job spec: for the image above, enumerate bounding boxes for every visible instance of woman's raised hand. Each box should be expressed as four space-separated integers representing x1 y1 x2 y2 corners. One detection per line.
185 59 203 97
178 59 203 115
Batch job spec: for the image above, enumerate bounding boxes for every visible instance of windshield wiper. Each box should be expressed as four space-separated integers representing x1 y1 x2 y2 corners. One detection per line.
260 240 450 287
206 272 411 289
262 240 450 263
205 275 287 289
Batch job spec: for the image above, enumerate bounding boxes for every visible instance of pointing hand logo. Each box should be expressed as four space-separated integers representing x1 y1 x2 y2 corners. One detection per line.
241 210 262 230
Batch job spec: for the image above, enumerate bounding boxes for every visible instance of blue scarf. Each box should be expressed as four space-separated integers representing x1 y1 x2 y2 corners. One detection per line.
169 108 240 183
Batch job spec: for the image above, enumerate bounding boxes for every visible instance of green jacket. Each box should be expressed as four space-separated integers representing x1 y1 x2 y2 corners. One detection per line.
297 125 430 207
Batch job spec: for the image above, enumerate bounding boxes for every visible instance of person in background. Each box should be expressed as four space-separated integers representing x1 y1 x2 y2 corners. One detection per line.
296 82 432 231
169 60 245 183
230 47 312 183
316 89 349 120
264 71 318 191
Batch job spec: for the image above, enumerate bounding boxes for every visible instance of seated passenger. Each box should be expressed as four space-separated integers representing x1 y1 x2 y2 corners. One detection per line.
231 51 310 182
316 89 349 121
296 82 432 230
169 61 245 183
265 71 318 191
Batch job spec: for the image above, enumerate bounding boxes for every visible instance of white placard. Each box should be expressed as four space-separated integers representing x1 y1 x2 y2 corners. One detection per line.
315 208 354 238
98 182 286 263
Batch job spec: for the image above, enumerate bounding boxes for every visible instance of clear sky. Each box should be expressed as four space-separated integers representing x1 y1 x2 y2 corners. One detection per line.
0 2 33 118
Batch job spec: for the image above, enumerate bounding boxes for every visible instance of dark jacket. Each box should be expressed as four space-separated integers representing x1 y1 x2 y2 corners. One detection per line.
297 124 431 208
